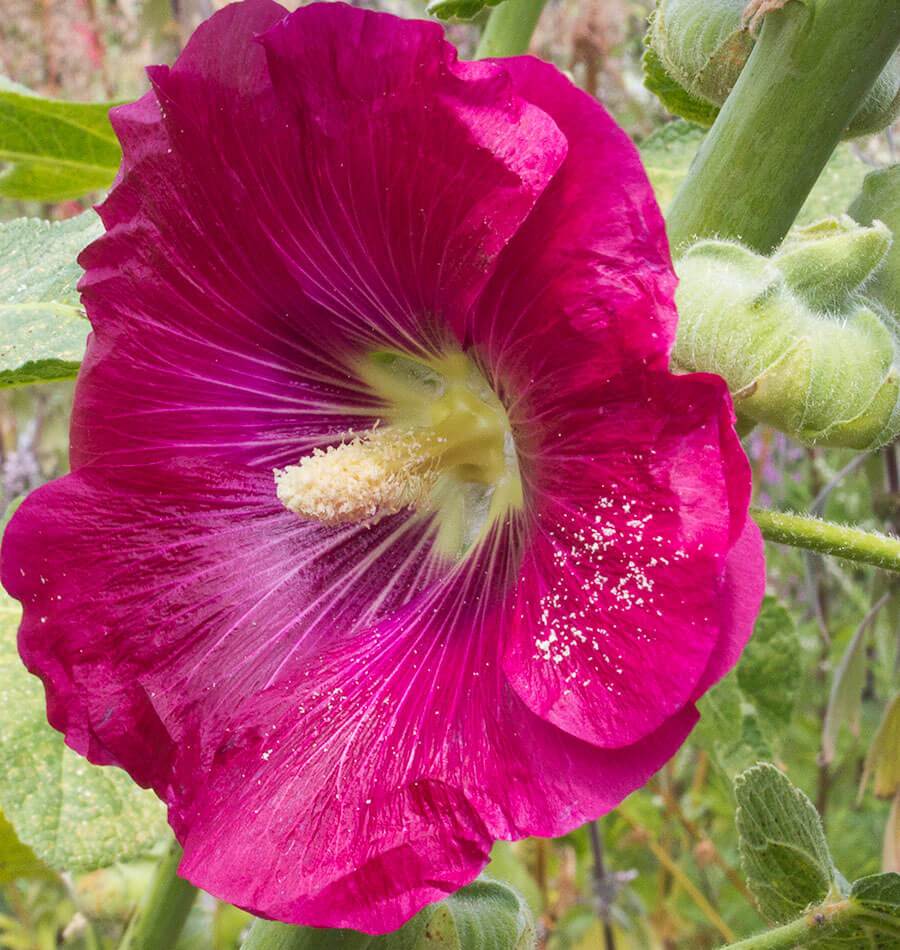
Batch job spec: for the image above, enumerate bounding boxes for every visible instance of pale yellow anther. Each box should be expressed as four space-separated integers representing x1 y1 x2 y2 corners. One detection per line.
275 428 440 526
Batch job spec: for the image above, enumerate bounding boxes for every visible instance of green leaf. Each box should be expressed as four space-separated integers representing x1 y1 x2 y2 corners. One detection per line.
0 77 120 201
795 146 871 229
822 601 886 764
1 496 23 532
850 165 900 317
0 809 51 883
695 673 743 749
859 693 900 800
0 212 101 388
0 589 168 872
850 873 900 915
245 880 535 949
807 874 900 947
641 45 719 128
694 597 799 775
639 120 707 212
427 0 505 21
696 676 772 777
734 764 838 924
737 596 801 731
486 843 545 917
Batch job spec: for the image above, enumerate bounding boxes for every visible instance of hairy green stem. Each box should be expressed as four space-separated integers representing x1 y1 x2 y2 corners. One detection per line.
723 913 819 949
118 841 197 950
241 921 372 950
722 907 838 949
722 898 900 948
475 0 547 58
667 0 900 254
752 508 900 572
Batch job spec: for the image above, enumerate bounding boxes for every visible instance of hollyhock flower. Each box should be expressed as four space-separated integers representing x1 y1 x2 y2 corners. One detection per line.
0 0 765 934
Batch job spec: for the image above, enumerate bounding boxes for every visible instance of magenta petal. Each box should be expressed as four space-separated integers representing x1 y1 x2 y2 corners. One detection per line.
3 465 695 931
74 1 565 471
171 545 699 930
0 1 767 934
1 461 441 795
466 55 677 404
502 372 762 749
693 517 766 697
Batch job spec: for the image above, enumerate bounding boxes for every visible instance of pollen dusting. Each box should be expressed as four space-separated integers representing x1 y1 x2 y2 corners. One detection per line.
275 427 440 526
530 484 695 696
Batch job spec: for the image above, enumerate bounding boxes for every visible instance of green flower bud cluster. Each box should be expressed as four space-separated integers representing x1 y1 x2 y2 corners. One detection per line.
645 0 900 139
672 217 900 448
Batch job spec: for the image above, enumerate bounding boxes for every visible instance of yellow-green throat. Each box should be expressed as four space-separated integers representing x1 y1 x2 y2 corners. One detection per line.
275 349 522 558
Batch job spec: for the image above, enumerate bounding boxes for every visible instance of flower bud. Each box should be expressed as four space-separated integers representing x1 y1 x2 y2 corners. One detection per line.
646 0 900 139
776 217 891 313
672 218 900 448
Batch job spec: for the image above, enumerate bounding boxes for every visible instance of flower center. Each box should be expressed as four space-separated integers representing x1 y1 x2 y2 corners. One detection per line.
275 350 522 556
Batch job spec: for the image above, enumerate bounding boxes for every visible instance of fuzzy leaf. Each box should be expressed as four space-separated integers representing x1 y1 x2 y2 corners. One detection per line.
806 874 900 947
0 589 167 871
641 45 719 127
850 872 900 916
696 679 772 777
800 876 900 948
639 120 707 211
694 598 799 775
0 78 120 201
695 673 743 748
427 0 505 21
0 212 101 388
795 873 900 947
248 881 535 949
735 764 837 923
486 843 545 916
737 596 801 731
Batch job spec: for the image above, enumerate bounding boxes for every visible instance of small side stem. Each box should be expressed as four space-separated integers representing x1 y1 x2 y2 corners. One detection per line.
666 0 900 254
722 900 865 949
722 915 818 950
475 0 548 59
751 508 900 573
118 841 197 950
241 921 372 950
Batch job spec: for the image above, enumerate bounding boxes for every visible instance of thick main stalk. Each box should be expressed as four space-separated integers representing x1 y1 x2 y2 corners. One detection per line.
475 0 548 58
667 0 900 254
